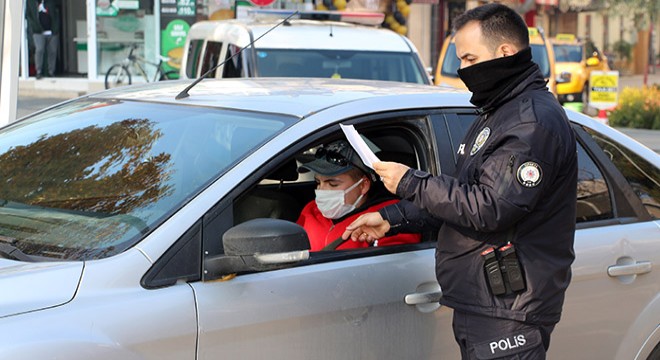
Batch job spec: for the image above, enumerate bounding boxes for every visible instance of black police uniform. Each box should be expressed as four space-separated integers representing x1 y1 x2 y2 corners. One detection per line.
379 55 577 359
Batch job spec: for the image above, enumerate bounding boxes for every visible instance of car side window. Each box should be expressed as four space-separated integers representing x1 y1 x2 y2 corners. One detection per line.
185 39 204 78
431 111 478 176
229 120 434 254
200 41 222 78
232 126 426 226
222 44 243 78
576 142 614 222
585 129 660 219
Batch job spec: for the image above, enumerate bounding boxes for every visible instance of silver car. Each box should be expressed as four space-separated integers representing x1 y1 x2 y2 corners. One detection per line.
0 78 658 360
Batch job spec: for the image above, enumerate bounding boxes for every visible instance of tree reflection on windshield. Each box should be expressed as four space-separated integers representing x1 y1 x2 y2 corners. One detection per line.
0 99 293 260
0 118 173 214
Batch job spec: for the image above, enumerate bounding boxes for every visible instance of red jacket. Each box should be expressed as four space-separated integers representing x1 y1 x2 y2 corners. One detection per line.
297 199 421 251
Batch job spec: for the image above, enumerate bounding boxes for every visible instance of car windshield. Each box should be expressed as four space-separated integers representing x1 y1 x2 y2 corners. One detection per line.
0 99 294 261
255 49 428 84
441 43 551 79
530 44 551 78
553 44 583 62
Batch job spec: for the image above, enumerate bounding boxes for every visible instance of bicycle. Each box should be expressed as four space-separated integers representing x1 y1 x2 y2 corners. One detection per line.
104 44 179 89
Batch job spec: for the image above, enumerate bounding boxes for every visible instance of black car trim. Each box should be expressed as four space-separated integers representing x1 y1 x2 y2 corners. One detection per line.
142 219 203 289
573 124 652 221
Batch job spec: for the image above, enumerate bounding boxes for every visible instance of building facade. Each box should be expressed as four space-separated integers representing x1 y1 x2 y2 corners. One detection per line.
20 0 658 84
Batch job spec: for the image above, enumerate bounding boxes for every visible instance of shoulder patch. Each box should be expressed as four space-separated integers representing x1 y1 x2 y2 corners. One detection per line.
470 127 491 156
517 161 542 187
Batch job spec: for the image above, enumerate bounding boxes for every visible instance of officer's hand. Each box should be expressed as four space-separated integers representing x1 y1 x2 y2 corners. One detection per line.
342 212 391 243
374 161 410 194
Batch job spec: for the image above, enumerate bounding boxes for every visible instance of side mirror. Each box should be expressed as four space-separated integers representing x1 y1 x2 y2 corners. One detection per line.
204 218 310 278
586 57 600 67
425 66 435 83
556 71 572 84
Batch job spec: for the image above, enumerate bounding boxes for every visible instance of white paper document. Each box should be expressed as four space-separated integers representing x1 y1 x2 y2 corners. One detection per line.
340 124 380 169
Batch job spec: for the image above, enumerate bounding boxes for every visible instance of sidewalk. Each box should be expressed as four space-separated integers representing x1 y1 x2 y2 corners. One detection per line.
18 76 105 100
618 70 660 89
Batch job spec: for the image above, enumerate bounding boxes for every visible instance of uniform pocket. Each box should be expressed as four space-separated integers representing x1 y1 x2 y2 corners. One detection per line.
477 152 514 194
496 155 516 196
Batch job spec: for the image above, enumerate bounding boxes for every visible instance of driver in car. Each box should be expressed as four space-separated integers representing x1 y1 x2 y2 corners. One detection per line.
296 140 420 251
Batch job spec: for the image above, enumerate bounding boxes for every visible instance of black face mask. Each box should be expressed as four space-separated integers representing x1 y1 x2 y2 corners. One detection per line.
457 47 535 108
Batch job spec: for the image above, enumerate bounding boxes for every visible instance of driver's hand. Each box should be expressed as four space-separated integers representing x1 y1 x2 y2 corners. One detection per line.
342 212 390 243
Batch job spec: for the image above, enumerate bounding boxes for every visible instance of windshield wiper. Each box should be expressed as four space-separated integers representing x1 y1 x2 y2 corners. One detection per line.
0 236 33 262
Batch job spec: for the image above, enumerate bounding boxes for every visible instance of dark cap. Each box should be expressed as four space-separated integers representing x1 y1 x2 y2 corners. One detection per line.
298 140 370 177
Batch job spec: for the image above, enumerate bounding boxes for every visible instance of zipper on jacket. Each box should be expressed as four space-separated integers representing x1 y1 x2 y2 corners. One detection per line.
497 155 516 195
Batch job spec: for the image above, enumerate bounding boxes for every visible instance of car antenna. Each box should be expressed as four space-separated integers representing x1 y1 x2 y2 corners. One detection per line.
175 11 299 100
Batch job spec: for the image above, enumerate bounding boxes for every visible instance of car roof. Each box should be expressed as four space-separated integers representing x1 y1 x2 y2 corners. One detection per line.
47 78 635 160
186 19 414 52
91 78 471 118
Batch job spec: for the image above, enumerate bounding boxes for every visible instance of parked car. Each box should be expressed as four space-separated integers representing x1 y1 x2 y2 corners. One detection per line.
180 10 431 84
434 27 557 96
0 78 658 360
552 33 610 104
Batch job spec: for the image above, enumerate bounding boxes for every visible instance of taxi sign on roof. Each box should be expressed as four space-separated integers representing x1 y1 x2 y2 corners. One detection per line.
555 33 576 42
247 9 385 26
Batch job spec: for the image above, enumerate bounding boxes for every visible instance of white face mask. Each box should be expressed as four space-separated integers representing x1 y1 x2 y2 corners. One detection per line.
315 178 364 219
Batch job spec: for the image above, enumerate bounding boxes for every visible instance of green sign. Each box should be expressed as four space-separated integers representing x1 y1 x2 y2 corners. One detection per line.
160 19 190 74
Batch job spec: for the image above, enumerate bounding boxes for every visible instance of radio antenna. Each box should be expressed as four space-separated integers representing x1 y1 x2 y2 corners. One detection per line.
176 11 299 100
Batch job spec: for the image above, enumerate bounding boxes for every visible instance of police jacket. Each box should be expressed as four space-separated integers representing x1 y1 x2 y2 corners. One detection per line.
380 65 577 326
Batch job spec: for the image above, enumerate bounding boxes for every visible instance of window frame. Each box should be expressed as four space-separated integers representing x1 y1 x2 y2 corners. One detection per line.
572 124 653 228
195 111 441 281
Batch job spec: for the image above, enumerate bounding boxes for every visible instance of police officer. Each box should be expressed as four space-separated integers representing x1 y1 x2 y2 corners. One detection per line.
342 3 577 359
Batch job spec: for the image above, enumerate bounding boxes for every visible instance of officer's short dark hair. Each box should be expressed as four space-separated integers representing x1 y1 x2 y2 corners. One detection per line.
452 3 529 52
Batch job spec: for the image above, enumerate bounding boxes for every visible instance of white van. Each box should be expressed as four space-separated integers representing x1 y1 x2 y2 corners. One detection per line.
180 11 431 84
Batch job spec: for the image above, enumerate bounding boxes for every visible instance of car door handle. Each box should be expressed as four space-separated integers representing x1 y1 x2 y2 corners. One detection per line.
607 261 652 277
404 290 443 305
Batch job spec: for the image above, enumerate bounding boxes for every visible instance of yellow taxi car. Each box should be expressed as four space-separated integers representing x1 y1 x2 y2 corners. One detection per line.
434 27 557 97
552 33 610 104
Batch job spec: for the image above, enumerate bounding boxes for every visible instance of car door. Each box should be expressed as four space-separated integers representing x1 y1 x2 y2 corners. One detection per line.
191 114 461 359
548 124 660 360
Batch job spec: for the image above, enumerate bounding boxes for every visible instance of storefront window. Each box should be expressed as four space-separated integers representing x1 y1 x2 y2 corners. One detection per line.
95 0 156 81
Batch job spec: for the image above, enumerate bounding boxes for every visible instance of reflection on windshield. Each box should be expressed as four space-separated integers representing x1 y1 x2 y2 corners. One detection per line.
0 100 293 260
0 117 172 213
256 49 426 84
553 44 583 63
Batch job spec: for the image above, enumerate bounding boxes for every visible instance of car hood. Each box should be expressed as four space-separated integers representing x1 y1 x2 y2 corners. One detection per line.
0 259 83 318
